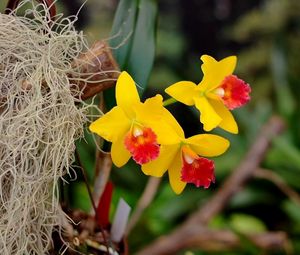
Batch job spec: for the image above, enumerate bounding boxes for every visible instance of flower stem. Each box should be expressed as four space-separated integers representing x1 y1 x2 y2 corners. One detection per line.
163 97 177 107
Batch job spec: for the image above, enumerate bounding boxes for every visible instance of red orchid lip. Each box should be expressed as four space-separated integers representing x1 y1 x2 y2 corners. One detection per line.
124 126 160 165
181 147 215 189
219 74 251 110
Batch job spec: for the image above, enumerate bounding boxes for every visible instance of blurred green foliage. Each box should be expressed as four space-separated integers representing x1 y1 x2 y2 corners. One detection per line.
4 0 298 254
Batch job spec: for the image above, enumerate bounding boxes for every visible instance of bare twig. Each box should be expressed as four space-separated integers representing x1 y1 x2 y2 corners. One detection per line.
92 151 113 208
255 168 300 205
126 177 161 234
136 116 286 255
176 228 287 252
91 92 113 213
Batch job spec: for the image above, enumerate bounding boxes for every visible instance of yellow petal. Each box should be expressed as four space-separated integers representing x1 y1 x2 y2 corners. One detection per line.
194 96 222 132
165 81 197 106
151 121 182 145
89 106 131 142
135 94 164 123
142 144 179 177
162 108 185 138
116 71 140 118
199 55 237 91
168 150 186 194
135 95 182 144
209 99 238 134
185 134 230 157
149 107 183 145
111 135 131 167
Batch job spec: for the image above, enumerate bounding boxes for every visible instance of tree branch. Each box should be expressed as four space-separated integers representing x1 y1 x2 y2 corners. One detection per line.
177 229 288 252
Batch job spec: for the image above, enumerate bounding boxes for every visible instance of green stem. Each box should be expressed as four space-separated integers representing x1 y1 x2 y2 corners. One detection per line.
163 97 177 107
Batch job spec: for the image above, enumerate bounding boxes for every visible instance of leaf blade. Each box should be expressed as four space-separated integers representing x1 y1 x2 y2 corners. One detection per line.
110 0 139 69
126 0 158 93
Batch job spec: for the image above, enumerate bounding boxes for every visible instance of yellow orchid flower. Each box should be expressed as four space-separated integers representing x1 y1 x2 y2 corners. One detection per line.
142 111 230 194
89 71 179 167
165 55 251 134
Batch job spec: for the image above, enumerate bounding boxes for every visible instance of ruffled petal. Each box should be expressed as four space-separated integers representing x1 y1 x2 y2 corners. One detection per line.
219 75 251 110
165 81 197 106
185 134 230 157
209 99 238 134
194 96 222 132
124 127 160 165
111 136 131 167
199 55 237 91
116 71 140 118
142 144 179 177
168 150 186 194
89 106 131 142
181 155 215 189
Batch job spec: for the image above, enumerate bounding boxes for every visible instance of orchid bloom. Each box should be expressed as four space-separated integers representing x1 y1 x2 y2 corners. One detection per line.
89 71 178 167
142 111 230 194
165 55 251 134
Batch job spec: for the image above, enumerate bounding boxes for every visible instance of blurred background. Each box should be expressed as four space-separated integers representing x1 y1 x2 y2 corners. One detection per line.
62 0 300 254
2 0 300 254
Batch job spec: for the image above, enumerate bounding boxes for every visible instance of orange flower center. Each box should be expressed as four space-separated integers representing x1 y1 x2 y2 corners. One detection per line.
215 74 251 110
181 146 215 188
124 125 159 165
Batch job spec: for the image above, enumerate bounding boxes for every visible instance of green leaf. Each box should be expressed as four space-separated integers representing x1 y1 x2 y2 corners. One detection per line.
126 0 157 91
229 213 267 234
272 135 300 170
229 187 274 208
105 0 139 110
281 200 300 233
110 0 139 68
70 182 92 213
271 39 296 117
110 0 157 93
282 200 300 223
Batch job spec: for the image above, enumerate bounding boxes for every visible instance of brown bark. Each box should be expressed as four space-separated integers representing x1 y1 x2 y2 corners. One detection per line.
71 41 119 100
